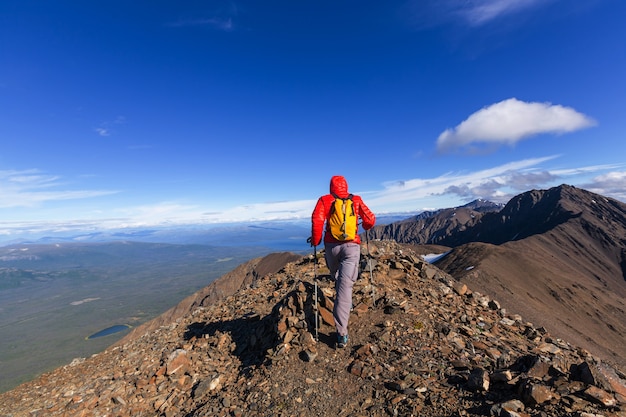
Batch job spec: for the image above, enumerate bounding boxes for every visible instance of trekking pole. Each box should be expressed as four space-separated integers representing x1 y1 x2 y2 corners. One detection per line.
313 244 319 342
365 230 375 304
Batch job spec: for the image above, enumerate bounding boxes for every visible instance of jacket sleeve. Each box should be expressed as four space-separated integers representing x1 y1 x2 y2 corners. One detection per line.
356 196 376 230
311 197 327 246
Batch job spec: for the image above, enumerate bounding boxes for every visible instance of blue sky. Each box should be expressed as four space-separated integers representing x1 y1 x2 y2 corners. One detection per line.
1 0 625 239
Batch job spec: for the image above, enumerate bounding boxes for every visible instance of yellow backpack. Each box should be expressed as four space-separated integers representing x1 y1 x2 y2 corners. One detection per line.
327 193 357 241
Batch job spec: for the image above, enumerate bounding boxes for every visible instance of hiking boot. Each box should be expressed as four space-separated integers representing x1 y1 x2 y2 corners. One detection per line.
337 334 348 349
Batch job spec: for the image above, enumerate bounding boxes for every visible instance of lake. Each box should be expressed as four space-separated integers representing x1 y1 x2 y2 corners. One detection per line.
86 324 132 339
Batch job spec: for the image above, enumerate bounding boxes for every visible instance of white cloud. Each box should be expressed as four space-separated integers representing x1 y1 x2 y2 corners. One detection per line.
164 1 239 31
94 116 125 137
460 0 548 26
583 171 626 201
368 156 560 209
198 200 315 224
440 162 625 204
406 0 556 28
436 98 596 153
95 127 110 137
87 199 318 230
589 171 626 186
166 17 234 31
550 164 624 177
0 169 117 209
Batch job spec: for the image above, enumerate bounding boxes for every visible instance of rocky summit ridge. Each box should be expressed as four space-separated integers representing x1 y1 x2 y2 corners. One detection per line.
1 241 625 417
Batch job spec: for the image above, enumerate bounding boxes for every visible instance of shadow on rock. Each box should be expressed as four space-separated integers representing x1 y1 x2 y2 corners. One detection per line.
183 279 324 370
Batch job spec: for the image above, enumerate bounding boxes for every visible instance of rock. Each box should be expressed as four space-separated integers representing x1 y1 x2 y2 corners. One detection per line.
420 265 438 279
526 358 550 380
452 282 468 296
535 342 562 355
386 380 408 392
165 349 190 376
193 376 222 399
521 381 557 405
318 306 335 326
302 347 318 362
451 360 471 370
500 317 516 326
583 385 617 407
491 370 513 383
594 361 626 399
490 399 525 417
468 368 490 391
352 302 369 316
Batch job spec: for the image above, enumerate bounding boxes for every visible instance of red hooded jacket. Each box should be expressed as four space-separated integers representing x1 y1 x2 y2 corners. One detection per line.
311 175 376 246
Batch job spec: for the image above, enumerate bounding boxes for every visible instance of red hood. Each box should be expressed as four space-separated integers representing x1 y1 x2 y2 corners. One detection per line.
330 175 349 198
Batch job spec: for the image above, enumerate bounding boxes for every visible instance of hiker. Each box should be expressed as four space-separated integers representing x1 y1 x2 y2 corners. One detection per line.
310 175 376 348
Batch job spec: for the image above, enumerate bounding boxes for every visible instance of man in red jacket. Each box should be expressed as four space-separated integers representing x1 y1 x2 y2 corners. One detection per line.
310 175 376 348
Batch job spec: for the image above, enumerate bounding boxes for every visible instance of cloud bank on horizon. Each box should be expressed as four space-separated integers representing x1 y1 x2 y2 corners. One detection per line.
0 169 624 240
1 152 624 237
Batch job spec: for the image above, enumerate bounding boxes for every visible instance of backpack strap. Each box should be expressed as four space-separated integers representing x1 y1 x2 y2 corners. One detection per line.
331 193 355 216
331 192 353 201
347 194 354 215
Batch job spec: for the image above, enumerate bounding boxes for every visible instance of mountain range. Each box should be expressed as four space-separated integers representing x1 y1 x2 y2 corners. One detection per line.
367 198 505 246
370 184 626 371
1 184 625 416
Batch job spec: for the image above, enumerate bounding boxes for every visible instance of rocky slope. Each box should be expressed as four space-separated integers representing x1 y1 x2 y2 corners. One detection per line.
1 241 625 417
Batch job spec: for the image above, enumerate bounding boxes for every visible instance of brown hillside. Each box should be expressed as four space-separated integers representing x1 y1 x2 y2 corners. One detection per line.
434 185 626 371
435 238 626 371
1 241 625 417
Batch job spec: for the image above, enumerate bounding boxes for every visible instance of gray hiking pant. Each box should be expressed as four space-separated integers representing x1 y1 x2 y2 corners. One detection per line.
324 242 360 337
